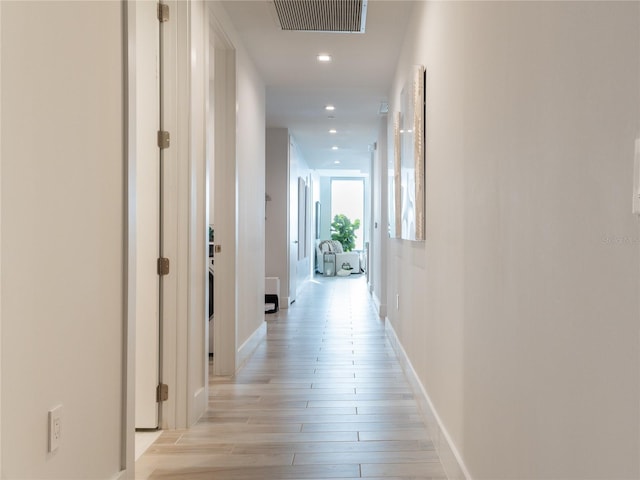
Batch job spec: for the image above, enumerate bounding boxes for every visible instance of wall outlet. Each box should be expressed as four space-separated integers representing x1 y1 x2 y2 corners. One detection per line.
48 405 63 453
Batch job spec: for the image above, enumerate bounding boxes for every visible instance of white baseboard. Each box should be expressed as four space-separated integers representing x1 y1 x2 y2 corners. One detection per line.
371 292 387 318
385 319 471 480
237 321 267 370
111 469 130 480
193 386 206 424
372 292 380 312
281 296 291 309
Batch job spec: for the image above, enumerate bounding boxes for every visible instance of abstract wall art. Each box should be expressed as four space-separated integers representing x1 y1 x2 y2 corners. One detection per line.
399 64 426 241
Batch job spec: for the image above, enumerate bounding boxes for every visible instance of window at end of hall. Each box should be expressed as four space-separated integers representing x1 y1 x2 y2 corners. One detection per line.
330 178 364 251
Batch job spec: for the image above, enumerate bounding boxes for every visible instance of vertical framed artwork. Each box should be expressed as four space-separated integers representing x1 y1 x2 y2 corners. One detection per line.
393 111 402 238
399 65 426 241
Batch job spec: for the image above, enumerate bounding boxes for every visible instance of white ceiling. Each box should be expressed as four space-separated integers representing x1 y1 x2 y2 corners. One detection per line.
219 0 415 172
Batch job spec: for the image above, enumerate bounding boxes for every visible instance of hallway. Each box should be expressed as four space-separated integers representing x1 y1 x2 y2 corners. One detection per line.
135 275 447 479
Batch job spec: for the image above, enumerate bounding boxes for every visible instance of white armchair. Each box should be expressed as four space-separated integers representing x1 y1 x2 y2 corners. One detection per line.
316 240 360 275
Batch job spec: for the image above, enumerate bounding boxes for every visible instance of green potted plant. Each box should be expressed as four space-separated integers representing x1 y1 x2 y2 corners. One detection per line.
331 214 360 252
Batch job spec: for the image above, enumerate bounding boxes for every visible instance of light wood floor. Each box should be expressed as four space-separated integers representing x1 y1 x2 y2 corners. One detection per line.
135 274 447 479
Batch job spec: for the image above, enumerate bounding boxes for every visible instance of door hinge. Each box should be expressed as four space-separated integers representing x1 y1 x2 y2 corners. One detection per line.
157 3 169 22
156 383 169 402
157 257 170 276
157 130 170 149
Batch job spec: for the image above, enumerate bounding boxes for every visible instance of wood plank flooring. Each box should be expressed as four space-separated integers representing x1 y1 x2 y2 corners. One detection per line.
135 274 447 479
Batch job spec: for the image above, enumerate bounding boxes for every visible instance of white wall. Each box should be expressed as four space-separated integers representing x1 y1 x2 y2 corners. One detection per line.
319 176 333 241
265 131 314 302
385 2 640 479
266 128 290 301
235 40 266 347
1 1 125 477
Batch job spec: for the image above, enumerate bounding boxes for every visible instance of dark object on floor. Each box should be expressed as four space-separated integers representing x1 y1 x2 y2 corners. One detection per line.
265 294 279 313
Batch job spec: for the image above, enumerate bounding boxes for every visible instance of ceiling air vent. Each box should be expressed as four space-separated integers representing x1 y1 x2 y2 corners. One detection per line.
273 0 368 33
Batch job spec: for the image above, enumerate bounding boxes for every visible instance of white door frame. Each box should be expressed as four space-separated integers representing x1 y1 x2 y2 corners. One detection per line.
133 0 161 431
123 1 138 474
288 139 298 305
125 0 210 440
0 4 4 476
160 0 208 429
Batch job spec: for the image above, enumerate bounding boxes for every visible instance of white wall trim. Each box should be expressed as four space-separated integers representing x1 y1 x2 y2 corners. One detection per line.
371 290 380 312
0 3 4 475
122 0 136 476
159 0 179 430
112 470 129 480
385 319 472 480
237 321 266 371
193 386 206 415
161 0 206 430
371 292 387 318
187 0 208 428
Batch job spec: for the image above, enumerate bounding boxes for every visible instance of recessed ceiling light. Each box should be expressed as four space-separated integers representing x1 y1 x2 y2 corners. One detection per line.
317 54 332 62
332 146 339 150
334 160 341 165
329 129 337 134
325 105 335 111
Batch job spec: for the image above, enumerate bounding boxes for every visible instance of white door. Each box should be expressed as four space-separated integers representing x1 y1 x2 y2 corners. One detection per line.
135 0 161 430
289 141 298 304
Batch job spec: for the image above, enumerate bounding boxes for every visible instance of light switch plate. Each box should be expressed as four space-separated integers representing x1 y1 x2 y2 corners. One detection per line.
48 405 63 453
633 139 640 215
